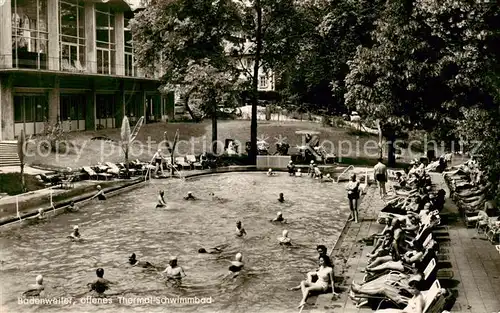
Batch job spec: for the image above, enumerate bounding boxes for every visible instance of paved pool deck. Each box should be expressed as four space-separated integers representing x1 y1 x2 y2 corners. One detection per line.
308 173 500 313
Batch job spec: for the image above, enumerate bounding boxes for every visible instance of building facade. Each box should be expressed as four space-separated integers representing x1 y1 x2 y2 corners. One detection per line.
0 0 173 140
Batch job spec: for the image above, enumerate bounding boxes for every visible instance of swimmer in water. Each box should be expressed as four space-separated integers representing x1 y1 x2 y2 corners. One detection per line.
156 190 167 208
271 211 286 223
162 256 186 280
323 173 334 182
129 253 155 268
228 253 244 273
34 208 46 220
90 185 106 201
67 225 80 240
184 191 196 200
22 275 44 297
278 229 292 246
88 268 114 294
65 201 78 212
236 221 247 237
278 193 285 203
198 244 229 254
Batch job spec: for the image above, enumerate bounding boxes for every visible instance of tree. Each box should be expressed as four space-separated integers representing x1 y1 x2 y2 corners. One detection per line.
131 0 242 154
165 59 241 153
121 116 144 177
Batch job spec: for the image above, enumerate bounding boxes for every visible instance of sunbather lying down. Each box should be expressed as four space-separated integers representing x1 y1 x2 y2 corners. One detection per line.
350 272 423 307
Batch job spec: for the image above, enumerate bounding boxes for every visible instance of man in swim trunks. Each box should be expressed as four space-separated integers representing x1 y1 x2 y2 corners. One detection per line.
162 256 186 279
153 149 164 176
88 268 113 294
236 221 247 237
374 158 388 199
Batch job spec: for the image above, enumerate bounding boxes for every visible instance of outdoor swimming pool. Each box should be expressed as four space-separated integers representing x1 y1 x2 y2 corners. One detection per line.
0 172 350 313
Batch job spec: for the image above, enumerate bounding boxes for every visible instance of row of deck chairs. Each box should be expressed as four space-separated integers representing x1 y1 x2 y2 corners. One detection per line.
350 171 455 312
157 155 209 171
81 161 152 180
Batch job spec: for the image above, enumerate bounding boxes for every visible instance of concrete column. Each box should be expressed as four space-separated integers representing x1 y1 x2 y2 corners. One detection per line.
0 75 14 140
115 81 125 127
139 88 146 123
47 0 59 70
48 78 60 124
85 2 97 73
85 85 95 130
114 12 125 76
0 0 13 69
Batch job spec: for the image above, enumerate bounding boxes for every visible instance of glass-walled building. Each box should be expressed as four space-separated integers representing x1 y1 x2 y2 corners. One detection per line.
0 0 174 140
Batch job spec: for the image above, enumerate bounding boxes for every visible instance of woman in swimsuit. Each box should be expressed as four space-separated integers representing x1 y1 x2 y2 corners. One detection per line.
90 185 106 201
289 255 338 307
156 191 167 208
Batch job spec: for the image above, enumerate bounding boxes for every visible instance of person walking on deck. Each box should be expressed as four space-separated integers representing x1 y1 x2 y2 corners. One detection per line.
374 158 388 199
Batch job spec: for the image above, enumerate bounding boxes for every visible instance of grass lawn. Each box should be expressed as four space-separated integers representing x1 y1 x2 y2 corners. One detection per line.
0 173 46 196
25 119 440 169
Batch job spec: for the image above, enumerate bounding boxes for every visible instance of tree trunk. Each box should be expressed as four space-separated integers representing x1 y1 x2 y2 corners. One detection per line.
21 164 25 192
212 100 218 154
249 0 262 164
125 149 129 178
387 133 396 167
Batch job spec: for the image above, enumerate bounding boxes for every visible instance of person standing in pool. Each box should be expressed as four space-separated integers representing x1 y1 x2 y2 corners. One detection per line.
271 211 286 223
156 191 167 208
346 173 361 223
22 275 44 297
88 268 114 294
184 191 196 200
374 158 388 199
90 185 106 201
236 221 247 237
229 253 244 273
278 193 285 203
68 225 81 240
162 256 186 279
278 230 292 246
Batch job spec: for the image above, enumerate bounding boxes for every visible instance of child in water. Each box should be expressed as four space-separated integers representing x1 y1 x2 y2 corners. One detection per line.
236 221 247 237
156 190 167 208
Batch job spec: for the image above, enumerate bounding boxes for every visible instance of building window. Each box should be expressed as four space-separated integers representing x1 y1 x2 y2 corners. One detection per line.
259 75 267 88
60 95 86 120
59 0 86 72
14 95 48 123
11 0 48 69
96 4 115 75
124 17 137 77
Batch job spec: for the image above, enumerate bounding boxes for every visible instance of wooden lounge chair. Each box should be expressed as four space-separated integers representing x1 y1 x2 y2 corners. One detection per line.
60 174 76 189
83 166 112 180
105 162 122 176
186 155 203 169
175 156 191 170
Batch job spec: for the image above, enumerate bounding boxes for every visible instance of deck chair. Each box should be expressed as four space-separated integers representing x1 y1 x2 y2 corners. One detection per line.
82 167 98 180
105 162 122 176
175 156 191 170
186 155 203 169
60 174 76 189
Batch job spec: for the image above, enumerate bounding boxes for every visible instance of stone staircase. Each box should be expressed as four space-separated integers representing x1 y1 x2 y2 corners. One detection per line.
0 141 21 167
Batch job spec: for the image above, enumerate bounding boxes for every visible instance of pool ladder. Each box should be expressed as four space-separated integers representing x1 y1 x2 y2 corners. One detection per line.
336 165 354 183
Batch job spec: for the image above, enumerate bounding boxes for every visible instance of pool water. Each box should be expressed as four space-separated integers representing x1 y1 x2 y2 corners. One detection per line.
0 172 350 313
